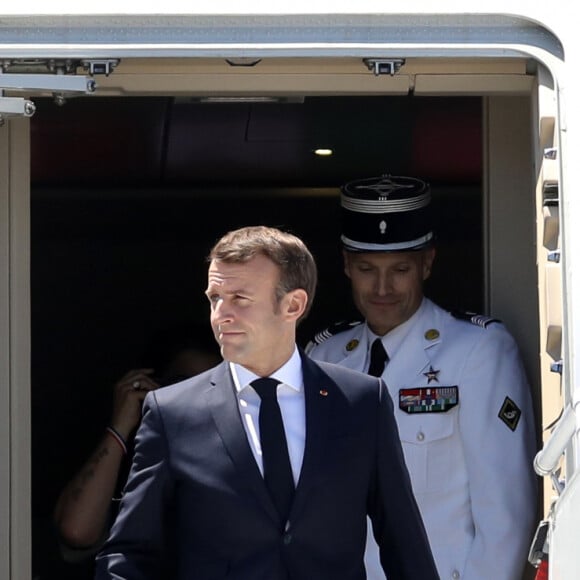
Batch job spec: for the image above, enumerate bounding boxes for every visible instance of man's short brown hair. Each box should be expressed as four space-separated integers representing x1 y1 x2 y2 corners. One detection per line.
208 226 317 322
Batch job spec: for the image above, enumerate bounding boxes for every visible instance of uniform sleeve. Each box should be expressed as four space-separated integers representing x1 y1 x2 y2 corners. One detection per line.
95 392 173 579
370 379 440 580
459 325 537 580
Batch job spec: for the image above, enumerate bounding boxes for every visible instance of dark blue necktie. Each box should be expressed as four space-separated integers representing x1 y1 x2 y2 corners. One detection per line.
252 378 295 525
368 338 389 377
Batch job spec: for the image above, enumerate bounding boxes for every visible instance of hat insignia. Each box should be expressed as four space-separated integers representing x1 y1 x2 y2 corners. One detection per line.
379 220 387 234
346 339 359 351
354 176 414 197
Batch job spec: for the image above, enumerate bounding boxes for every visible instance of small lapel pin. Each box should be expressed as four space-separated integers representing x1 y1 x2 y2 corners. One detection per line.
319 389 328 397
346 339 359 351
424 328 440 341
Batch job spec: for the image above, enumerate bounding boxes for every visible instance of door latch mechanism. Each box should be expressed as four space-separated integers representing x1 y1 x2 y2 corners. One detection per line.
0 58 119 124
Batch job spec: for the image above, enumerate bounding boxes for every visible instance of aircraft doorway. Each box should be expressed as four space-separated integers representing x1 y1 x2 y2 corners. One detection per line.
30 94 486 577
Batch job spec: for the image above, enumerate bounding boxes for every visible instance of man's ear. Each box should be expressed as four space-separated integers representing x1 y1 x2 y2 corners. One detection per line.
342 249 352 279
422 247 437 281
285 288 308 321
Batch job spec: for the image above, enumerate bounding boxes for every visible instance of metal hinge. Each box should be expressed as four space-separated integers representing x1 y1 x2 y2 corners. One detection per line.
80 59 119 77
547 250 561 263
0 58 119 124
528 519 549 567
363 58 406 76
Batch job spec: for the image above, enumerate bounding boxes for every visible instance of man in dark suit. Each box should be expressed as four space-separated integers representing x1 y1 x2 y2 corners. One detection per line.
95 225 438 580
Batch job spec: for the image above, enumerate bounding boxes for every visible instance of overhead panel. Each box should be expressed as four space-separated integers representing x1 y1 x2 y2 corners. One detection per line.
86 57 530 97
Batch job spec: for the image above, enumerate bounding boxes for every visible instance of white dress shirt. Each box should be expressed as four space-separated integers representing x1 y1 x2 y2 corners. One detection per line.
230 346 305 485
366 298 426 373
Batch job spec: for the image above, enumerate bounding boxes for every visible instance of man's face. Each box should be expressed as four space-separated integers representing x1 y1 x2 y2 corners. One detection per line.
343 248 435 336
206 254 303 376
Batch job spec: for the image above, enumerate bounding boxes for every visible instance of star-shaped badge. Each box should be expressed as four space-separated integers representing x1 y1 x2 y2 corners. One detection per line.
423 365 440 384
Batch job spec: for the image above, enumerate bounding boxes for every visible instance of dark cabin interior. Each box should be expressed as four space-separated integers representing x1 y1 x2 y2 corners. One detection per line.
30 94 483 578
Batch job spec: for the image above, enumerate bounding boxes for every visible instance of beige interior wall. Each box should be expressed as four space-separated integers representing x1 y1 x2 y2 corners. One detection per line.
484 96 541 405
483 94 544 580
484 90 563 523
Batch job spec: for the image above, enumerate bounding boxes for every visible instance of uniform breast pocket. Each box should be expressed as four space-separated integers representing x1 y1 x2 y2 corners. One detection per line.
397 410 460 495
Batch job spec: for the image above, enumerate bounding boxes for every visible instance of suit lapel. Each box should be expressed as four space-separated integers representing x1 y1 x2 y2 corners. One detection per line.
291 353 334 517
205 363 279 523
205 356 348 525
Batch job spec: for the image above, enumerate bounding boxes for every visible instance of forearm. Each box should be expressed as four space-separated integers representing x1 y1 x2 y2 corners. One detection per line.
96 396 171 579
54 430 127 548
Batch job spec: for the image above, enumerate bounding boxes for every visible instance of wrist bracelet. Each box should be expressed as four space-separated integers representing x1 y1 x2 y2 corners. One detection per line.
106 426 128 455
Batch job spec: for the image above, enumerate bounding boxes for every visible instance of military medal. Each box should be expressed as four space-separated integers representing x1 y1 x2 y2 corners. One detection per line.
399 386 458 413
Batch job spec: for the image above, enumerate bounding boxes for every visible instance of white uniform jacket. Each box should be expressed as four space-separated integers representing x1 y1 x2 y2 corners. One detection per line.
307 298 537 580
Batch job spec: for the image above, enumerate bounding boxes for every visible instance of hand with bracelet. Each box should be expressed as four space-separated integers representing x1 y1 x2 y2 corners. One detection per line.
53 369 159 557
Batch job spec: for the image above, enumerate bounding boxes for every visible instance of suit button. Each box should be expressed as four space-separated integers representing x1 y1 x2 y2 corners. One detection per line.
452 570 460 579
283 533 292 545
416 431 425 442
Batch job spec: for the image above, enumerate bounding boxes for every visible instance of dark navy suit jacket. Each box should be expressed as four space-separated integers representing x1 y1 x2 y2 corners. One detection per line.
95 352 438 579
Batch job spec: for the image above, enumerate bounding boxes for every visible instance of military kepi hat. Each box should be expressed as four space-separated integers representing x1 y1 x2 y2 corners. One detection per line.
340 174 433 252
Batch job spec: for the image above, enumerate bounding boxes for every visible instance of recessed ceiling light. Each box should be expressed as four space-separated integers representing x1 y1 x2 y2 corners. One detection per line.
314 148 333 156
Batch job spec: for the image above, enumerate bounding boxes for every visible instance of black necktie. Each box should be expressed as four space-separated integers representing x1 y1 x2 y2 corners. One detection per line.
367 338 388 377
252 378 295 525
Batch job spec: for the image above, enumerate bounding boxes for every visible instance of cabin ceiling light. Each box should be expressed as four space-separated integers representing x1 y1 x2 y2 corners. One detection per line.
314 148 333 156
178 96 304 104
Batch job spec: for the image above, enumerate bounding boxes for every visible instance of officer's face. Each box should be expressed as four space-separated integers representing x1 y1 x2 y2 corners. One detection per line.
343 248 435 336
206 254 306 376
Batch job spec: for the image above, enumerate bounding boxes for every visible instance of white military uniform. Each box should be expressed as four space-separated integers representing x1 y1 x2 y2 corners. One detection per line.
307 298 537 580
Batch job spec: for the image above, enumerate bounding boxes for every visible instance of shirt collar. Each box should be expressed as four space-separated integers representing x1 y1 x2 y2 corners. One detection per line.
230 346 303 394
367 297 427 358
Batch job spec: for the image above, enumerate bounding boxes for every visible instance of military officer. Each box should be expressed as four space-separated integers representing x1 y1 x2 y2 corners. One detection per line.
307 174 537 580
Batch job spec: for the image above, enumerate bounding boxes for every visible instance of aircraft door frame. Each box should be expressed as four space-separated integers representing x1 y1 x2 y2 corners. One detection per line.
0 116 31 580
